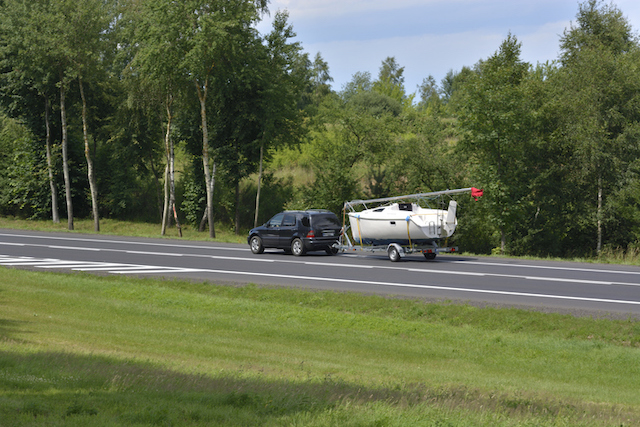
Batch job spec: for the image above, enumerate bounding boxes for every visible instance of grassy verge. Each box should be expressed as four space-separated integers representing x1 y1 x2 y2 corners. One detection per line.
0 216 246 244
1 267 639 426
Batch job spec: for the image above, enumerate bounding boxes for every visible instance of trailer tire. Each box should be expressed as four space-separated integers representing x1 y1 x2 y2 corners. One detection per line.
388 245 401 262
423 252 437 260
325 245 338 255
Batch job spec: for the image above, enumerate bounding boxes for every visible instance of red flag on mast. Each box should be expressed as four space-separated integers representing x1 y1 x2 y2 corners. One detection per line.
471 187 483 201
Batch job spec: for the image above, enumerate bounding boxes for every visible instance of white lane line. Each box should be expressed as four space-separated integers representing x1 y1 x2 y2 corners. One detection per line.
524 276 614 285
0 253 639 287
304 262 374 269
0 256 40 262
112 269 203 274
453 260 640 276
39 263 120 269
182 268 640 307
0 259 59 265
2 236 640 280
0 232 248 252
74 265 164 271
48 245 100 251
1 255 639 306
3 232 640 277
3 240 636 284
13 261 101 267
408 268 485 276
125 250 183 256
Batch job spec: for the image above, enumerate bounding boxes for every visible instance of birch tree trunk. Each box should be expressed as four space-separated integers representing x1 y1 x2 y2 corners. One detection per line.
169 129 182 237
199 162 216 233
254 142 264 228
196 80 215 238
79 77 99 232
160 97 181 236
235 182 240 234
60 79 73 231
44 97 60 224
597 175 603 254
161 163 170 235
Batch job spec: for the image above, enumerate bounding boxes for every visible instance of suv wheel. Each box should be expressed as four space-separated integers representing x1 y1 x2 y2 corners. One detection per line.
291 238 306 256
250 235 264 254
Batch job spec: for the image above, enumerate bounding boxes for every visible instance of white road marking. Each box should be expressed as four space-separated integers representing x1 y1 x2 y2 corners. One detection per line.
453 259 640 276
125 250 183 256
2 232 640 277
0 256 200 275
1 242 640 289
178 268 640 307
48 245 100 251
0 232 247 251
2 238 639 282
1 255 639 307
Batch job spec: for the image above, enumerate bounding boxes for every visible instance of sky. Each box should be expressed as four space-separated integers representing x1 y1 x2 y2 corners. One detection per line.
255 0 640 95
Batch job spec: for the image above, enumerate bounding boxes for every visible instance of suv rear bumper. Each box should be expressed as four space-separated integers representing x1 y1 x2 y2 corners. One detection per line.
303 237 339 251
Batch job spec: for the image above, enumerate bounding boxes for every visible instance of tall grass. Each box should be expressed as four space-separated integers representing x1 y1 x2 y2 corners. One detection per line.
1 267 639 426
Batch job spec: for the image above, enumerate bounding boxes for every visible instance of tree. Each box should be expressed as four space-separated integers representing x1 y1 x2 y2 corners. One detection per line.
440 66 475 112
252 11 307 229
341 71 373 100
309 53 333 101
0 0 61 223
294 73 404 212
457 34 533 253
417 75 441 113
373 57 412 107
556 0 639 253
125 0 191 236
1 0 115 231
178 0 268 238
69 0 113 232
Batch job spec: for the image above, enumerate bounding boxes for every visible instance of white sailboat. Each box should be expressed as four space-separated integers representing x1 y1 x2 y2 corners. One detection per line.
340 187 482 260
348 200 457 245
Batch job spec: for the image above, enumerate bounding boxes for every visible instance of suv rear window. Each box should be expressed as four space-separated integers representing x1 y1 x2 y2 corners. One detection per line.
312 213 341 228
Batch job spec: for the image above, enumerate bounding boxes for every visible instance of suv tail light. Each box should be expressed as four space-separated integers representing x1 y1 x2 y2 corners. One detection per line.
306 230 316 238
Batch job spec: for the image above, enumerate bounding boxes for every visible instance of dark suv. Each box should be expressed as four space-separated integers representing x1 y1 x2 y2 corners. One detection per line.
248 210 342 256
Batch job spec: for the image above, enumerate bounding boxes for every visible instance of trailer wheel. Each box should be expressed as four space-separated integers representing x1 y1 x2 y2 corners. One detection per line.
291 238 306 256
388 245 401 262
325 245 339 255
423 252 437 260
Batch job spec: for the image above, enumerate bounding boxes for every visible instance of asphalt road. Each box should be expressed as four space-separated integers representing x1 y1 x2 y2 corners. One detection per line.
1 229 640 318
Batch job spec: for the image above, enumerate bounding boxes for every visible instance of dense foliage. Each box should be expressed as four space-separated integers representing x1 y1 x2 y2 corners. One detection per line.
1 0 639 257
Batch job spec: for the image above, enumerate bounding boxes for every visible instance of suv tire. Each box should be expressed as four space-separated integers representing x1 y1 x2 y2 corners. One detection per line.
249 235 264 254
291 238 306 256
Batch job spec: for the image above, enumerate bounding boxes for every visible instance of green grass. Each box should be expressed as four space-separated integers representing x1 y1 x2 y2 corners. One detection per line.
0 216 246 244
1 267 639 426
